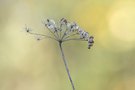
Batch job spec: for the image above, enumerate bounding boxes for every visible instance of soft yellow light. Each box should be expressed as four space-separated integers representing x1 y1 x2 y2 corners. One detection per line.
108 1 135 43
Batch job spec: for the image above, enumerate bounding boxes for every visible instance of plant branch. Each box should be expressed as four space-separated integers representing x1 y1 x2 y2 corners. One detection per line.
61 28 68 40
59 42 75 90
63 33 79 40
63 38 86 42
28 32 58 41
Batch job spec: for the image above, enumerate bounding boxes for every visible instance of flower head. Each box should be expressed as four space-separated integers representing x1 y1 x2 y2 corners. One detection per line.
25 18 94 49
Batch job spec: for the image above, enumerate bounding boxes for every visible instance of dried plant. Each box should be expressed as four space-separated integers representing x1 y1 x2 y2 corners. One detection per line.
25 18 94 90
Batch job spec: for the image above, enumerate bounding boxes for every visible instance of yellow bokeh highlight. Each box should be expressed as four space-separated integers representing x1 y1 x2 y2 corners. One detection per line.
108 1 135 42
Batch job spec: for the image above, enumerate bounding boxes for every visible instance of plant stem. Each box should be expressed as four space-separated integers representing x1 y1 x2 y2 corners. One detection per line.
28 32 58 41
59 42 75 90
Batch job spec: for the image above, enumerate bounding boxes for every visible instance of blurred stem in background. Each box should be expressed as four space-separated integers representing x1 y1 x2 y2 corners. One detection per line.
59 41 75 90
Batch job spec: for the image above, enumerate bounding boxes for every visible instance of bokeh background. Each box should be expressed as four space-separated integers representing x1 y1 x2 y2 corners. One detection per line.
0 0 135 90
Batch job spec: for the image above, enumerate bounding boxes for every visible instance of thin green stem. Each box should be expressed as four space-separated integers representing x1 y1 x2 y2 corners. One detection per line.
63 33 79 40
55 30 60 40
50 30 59 39
28 32 58 41
59 25 62 39
63 38 86 42
59 42 75 90
61 28 68 40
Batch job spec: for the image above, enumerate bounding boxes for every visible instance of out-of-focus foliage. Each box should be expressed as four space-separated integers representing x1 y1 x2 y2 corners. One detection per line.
0 0 135 90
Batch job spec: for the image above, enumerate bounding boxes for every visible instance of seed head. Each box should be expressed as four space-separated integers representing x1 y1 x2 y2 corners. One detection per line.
26 18 94 49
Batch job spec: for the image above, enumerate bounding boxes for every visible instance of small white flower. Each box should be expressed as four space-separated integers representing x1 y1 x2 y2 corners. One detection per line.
88 36 94 49
45 19 57 32
78 28 83 34
34 35 42 41
70 22 79 32
25 25 32 33
67 22 71 29
78 28 85 38
80 31 85 38
88 36 94 43
66 22 79 32
60 18 68 25
65 23 72 35
83 32 89 40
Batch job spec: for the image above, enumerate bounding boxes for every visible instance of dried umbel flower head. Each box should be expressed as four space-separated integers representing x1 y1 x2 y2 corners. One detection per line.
25 18 94 90
25 18 94 49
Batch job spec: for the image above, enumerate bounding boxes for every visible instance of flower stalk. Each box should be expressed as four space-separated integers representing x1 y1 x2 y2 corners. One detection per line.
59 41 75 90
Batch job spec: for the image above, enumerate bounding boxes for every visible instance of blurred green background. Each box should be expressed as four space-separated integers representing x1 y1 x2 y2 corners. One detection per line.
0 0 135 90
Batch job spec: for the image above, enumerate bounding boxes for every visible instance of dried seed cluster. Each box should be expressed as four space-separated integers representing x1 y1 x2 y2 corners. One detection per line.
25 18 94 49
